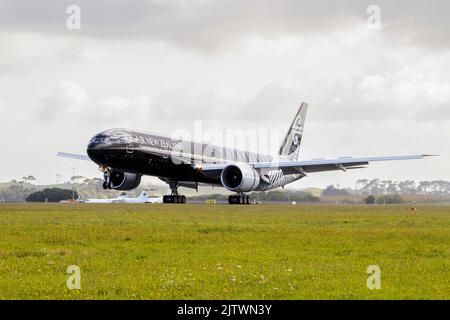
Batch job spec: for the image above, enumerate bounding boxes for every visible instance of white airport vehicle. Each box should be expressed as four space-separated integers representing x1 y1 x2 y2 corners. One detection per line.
78 189 160 204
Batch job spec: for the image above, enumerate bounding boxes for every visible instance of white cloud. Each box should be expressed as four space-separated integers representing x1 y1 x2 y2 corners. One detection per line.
91 94 152 124
0 100 6 117
39 81 89 119
357 75 386 102
1 0 449 50
0 33 52 72
0 32 106 77
36 81 153 126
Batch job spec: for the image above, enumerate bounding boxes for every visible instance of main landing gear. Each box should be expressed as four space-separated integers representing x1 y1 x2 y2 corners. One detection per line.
228 194 251 205
163 194 186 204
163 182 187 204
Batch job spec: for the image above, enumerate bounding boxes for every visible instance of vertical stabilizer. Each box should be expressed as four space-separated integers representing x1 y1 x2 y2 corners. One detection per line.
278 102 308 161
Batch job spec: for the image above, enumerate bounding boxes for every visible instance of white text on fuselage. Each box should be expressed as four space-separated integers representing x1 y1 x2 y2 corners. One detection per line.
132 135 183 151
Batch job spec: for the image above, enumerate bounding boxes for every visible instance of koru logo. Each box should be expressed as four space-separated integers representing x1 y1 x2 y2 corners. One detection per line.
289 134 300 153
293 134 299 146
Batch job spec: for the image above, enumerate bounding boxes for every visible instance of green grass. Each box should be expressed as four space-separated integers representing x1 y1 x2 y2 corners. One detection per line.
0 203 449 299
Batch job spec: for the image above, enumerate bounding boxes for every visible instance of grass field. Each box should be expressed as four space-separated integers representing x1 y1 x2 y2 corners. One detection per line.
0 203 449 299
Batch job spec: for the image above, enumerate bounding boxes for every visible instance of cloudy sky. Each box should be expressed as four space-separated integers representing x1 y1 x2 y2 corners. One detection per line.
0 0 448 188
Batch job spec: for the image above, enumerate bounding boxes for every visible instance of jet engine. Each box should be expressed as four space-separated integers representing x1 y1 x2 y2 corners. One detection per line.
107 171 142 190
220 164 260 192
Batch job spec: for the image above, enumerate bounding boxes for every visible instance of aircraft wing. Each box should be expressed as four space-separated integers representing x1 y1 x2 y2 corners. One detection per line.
252 155 434 175
57 152 90 161
200 155 435 176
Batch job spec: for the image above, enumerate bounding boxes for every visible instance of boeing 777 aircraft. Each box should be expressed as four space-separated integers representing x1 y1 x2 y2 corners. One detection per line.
58 102 433 204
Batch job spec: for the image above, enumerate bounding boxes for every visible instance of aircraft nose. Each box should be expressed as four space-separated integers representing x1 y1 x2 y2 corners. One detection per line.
87 134 107 163
86 147 101 163
87 135 99 152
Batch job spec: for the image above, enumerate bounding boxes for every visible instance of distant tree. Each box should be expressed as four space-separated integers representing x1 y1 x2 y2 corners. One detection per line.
365 195 376 204
354 178 450 195
26 188 77 202
3 184 33 202
253 190 319 202
398 180 416 194
21 175 36 184
356 179 369 190
386 180 399 194
431 180 450 194
321 185 350 196
72 175 86 183
376 194 404 204
418 181 431 194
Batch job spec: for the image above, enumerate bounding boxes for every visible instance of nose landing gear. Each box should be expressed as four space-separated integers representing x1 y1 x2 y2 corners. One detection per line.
102 167 112 190
228 194 251 205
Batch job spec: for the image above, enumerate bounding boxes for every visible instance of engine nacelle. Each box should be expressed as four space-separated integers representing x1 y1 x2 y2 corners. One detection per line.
220 164 260 192
109 171 142 190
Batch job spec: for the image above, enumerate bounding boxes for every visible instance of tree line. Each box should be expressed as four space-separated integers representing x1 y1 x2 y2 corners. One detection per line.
25 188 78 202
191 190 319 202
355 179 450 195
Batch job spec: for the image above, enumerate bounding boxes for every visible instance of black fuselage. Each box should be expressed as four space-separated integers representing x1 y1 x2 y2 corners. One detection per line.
87 129 273 184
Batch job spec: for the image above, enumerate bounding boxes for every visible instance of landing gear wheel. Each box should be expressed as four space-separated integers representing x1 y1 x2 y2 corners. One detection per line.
163 195 174 204
228 194 251 205
102 180 113 189
162 185 187 204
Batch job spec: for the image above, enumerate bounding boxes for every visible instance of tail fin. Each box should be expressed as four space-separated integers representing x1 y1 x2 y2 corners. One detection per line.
278 102 308 161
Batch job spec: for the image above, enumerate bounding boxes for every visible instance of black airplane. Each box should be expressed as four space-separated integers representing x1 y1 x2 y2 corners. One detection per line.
58 102 433 204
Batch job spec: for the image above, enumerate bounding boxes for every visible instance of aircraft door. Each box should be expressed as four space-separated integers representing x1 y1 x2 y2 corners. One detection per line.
125 137 135 154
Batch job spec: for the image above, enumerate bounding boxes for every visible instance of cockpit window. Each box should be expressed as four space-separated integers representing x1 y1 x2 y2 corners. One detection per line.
90 136 107 143
90 133 132 145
